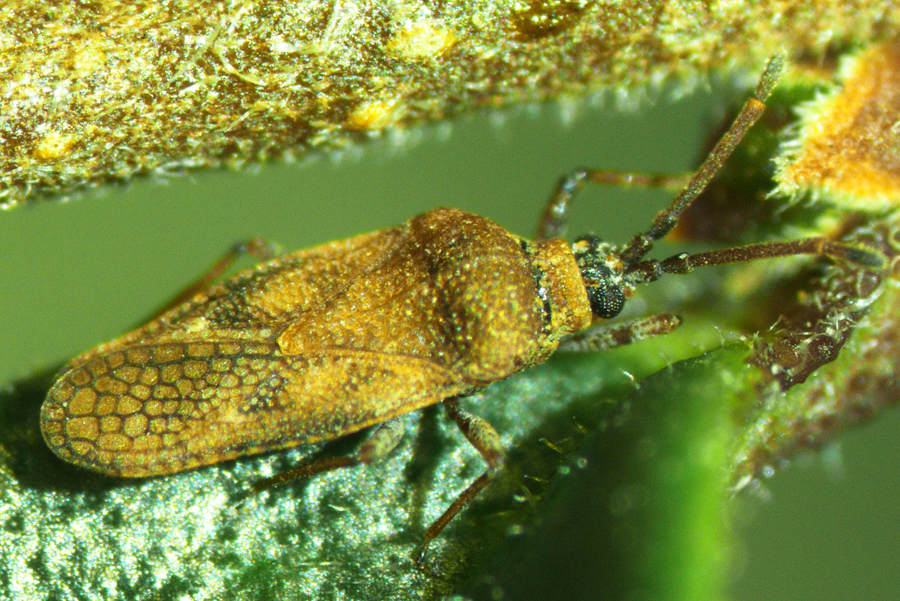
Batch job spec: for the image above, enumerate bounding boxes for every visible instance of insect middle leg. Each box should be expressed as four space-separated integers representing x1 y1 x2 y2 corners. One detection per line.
152 237 281 318
416 397 506 564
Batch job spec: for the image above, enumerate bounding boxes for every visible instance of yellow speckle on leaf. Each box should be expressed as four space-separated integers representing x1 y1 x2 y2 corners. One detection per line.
347 99 405 130
34 132 76 161
387 21 457 61
72 38 107 77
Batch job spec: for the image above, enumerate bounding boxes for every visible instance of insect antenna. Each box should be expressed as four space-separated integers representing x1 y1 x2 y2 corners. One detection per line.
612 49 886 286
623 237 886 286
617 51 786 266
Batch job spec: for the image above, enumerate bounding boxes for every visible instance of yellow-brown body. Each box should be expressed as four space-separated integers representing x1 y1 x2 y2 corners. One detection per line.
41 208 592 477
43 56 860 557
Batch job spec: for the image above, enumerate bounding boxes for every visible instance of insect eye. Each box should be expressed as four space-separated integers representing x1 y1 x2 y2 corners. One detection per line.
573 235 626 319
585 277 625 318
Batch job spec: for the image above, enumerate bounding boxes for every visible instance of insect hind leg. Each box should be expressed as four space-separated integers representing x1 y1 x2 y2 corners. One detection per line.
251 417 406 491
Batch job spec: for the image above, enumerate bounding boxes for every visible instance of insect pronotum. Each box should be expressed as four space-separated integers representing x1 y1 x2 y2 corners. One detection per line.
40 53 883 562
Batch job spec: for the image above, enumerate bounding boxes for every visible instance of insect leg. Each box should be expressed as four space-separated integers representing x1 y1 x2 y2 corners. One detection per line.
153 238 281 317
417 398 506 563
536 52 786 244
252 417 406 491
557 313 682 352
535 170 688 241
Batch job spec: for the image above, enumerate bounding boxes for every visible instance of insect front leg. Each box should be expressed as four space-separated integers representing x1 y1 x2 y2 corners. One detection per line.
537 53 788 248
557 313 682 352
416 398 506 564
535 170 689 242
252 417 407 491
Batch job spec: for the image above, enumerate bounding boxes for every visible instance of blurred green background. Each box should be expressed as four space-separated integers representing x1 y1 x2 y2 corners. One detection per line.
2 74 899 599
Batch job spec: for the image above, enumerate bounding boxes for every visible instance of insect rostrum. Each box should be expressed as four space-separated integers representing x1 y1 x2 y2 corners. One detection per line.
40 52 883 560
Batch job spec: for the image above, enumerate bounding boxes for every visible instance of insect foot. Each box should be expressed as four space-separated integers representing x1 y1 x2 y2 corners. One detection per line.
40 51 885 564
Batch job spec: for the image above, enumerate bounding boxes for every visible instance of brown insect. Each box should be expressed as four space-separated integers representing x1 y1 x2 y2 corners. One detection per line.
40 53 882 561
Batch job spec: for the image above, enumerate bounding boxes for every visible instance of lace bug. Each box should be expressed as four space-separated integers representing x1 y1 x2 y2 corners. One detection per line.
40 53 883 562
